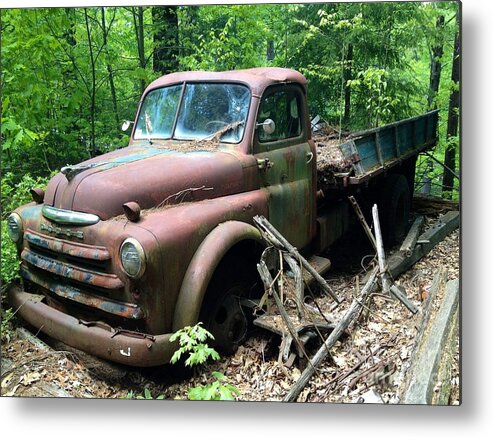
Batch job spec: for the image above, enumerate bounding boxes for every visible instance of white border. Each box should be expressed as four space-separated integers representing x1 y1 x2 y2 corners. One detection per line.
2 0 492 435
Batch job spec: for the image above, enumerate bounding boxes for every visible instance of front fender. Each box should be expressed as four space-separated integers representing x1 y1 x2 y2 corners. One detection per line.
172 221 263 331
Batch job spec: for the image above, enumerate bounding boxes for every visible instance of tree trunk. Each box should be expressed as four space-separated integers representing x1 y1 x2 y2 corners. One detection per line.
442 26 460 198
132 7 147 94
152 6 179 75
343 43 353 125
101 7 120 130
84 9 97 157
427 15 444 110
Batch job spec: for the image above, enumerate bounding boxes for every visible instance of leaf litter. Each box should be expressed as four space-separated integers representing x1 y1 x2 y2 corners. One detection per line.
1 221 459 404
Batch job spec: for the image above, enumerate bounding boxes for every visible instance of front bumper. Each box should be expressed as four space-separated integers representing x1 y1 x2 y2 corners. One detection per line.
8 283 177 367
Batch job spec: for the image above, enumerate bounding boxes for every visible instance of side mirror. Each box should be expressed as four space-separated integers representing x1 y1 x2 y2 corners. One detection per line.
256 118 276 135
121 120 134 132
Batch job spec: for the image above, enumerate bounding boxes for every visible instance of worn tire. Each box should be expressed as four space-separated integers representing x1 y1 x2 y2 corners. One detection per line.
199 258 255 356
378 173 410 247
201 282 249 356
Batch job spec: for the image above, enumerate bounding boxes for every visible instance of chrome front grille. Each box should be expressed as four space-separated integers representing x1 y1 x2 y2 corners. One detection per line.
21 230 144 322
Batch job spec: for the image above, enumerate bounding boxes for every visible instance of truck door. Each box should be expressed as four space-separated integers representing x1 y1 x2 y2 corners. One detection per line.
253 84 315 249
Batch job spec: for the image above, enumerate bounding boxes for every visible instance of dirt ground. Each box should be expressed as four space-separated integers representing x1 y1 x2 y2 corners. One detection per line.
0 216 460 404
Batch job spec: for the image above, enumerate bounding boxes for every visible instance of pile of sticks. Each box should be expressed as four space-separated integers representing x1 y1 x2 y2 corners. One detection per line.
253 199 420 402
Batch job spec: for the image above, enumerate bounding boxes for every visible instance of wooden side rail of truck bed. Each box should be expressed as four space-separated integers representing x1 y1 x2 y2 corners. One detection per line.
329 110 439 187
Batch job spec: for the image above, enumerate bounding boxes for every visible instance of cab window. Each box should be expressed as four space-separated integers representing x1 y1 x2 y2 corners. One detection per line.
257 87 303 143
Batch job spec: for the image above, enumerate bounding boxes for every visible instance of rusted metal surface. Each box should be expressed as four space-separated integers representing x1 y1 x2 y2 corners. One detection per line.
172 220 265 331
137 189 269 332
21 248 123 289
8 284 175 367
25 229 110 261
40 222 84 239
20 266 143 320
254 143 314 249
48 148 258 220
122 202 141 222
30 187 45 204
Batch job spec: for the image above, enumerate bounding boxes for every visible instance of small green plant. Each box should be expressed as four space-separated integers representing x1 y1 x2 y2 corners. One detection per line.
125 388 164 400
170 322 220 367
1 308 15 343
1 220 21 285
170 323 240 401
188 371 240 401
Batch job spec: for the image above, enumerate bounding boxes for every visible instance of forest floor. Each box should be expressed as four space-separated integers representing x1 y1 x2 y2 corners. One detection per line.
0 214 460 404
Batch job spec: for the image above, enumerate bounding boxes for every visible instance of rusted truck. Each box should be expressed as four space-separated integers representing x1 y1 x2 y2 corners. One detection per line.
7 68 438 366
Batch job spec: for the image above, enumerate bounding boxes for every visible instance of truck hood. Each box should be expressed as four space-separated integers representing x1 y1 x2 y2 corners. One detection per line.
44 145 252 220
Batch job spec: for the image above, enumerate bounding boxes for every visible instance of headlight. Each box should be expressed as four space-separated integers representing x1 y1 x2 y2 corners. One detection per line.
7 213 23 243
120 238 146 278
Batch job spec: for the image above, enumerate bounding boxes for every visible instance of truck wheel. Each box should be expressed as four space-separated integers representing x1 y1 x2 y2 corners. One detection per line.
379 173 410 246
201 282 249 356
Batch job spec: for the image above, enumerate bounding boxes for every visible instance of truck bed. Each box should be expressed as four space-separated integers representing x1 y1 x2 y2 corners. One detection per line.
314 110 439 191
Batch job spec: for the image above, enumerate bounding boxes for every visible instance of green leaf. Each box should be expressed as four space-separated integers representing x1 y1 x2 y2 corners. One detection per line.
13 129 24 146
218 385 236 401
2 139 12 151
211 371 226 381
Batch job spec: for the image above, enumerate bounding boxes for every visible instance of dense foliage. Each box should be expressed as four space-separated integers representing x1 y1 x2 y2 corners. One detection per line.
1 3 459 185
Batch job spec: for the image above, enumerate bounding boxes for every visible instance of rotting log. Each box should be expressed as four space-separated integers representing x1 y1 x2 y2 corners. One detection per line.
402 277 459 404
16 327 53 352
412 268 447 351
1 328 74 398
254 215 340 303
399 215 425 257
412 193 459 214
284 267 378 402
389 211 459 279
363 211 459 286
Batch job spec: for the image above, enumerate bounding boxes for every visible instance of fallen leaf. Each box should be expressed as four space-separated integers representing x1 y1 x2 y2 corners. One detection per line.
5 384 20 396
20 371 41 386
1 373 14 388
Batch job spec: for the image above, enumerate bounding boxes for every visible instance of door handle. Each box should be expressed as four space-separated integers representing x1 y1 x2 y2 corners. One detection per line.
257 158 274 170
306 152 314 164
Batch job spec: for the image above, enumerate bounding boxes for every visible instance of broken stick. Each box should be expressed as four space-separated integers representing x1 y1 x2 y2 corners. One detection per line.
372 204 391 295
284 267 379 402
257 258 310 366
254 215 340 304
348 196 377 251
399 215 425 258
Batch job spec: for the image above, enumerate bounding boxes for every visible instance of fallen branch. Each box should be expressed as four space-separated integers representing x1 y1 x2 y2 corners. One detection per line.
348 196 377 251
254 215 340 303
157 186 213 208
399 215 425 257
386 211 460 280
348 358 394 390
324 334 398 393
390 285 418 314
412 194 459 214
284 267 378 402
372 204 391 295
257 257 311 368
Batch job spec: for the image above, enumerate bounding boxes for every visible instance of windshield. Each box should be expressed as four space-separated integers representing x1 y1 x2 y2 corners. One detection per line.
134 83 250 144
